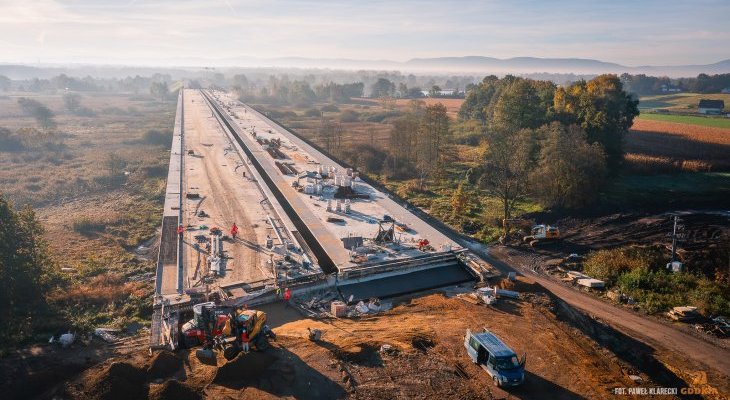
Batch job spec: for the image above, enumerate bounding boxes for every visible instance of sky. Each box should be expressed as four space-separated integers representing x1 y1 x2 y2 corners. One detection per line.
0 0 728 67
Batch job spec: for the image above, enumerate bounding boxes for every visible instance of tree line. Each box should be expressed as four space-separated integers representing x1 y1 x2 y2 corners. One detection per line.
620 72 730 95
442 75 638 232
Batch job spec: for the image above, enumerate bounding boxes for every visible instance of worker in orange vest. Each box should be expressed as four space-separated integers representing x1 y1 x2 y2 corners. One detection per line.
231 223 239 239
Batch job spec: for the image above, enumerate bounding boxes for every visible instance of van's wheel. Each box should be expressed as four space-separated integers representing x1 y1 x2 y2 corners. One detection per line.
493 376 500 387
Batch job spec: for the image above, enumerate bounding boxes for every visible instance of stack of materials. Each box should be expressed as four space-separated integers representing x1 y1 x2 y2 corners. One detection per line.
331 301 347 317
668 306 701 322
576 278 605 288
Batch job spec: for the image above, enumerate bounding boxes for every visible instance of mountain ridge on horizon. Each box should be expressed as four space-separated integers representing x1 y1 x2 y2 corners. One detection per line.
2 55 729 79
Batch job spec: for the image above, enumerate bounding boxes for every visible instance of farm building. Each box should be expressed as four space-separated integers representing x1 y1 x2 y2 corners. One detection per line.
698 99 725 115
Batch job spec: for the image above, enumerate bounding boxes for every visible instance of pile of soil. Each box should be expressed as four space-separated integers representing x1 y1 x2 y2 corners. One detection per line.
85 362 147 400
213 352 277 386
149 380 201 400
148 350 182 379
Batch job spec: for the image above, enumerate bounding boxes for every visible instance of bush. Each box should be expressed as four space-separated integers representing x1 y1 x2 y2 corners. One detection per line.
320 104 339 112
585 246 730 315
72 218 106 235
339 109 360 123
142 129 172 146
366 110 402 123
583 246 662 286
303 108 321 117
0 127 25 151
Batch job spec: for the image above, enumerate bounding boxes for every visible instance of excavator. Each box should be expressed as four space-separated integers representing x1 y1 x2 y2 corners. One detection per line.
180 302 276 362
522 224 561 247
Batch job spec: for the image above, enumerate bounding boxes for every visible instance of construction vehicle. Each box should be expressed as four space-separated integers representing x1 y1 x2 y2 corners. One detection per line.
465 328 526 388
522 224 560 247
181 302 276 362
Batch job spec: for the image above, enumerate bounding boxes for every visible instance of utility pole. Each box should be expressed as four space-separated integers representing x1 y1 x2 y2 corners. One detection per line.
670 215 679 263
667 215 684 272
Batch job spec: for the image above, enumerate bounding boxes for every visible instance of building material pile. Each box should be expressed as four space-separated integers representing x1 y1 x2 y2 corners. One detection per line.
667 306 701 322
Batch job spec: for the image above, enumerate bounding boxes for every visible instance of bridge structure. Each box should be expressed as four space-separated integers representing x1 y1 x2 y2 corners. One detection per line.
150 89 496 349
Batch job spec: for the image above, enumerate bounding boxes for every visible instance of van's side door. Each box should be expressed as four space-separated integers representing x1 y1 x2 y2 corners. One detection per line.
464 331 479 363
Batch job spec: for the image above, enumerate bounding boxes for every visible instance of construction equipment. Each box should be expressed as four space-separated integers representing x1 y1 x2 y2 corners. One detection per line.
181 302 276 362
522 225 560 247
374 218 396 243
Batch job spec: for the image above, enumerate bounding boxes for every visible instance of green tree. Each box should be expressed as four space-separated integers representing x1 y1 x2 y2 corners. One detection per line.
480 129 536 236
0 195 56 346
491 78 555 133
150 81 170 101
553 74 639 164
17 98 56 130
450 182 469 218
370 78 395 98
530 123 607 208
418 103 450 182
429 85 442 97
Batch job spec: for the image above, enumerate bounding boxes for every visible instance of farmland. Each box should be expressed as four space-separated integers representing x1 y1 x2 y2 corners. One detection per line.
638 92 730 112
637 113 730 129
626 118 730 173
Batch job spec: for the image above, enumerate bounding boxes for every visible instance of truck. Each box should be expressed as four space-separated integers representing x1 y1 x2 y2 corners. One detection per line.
464 328 526 388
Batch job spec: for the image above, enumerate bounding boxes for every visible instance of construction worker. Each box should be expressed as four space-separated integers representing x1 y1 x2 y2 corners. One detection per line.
283 287 292 307
177 224 184 237
231 223 239 240
241 330 250 353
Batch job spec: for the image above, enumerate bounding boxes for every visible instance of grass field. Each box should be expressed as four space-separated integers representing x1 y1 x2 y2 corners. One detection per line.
0 91 176 333
638 92 730 112
637 113 730 129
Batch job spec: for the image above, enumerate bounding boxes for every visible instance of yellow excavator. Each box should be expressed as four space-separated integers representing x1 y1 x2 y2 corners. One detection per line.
181 302 276 362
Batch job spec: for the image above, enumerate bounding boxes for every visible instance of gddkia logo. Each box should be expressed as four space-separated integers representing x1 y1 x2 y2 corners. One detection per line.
689 370 707 385
682 371 717 396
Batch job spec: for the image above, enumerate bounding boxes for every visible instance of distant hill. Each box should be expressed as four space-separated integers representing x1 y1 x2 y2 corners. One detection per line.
401 56 730 77
2 57 729 79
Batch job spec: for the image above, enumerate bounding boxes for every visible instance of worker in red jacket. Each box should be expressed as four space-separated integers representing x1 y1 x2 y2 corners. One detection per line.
240 330 250 353
231 223 239 239
283 287 292 307
177 224 184 237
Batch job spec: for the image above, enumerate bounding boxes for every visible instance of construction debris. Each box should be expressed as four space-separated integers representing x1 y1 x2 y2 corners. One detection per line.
577 278 605 289
668 306 701 322
94 328 120 343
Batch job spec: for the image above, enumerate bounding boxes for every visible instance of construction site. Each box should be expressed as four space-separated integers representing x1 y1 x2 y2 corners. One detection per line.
150 89 492 353
8 88 727 400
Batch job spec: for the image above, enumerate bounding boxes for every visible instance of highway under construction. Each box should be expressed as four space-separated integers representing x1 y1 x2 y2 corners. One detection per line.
150 89 494 349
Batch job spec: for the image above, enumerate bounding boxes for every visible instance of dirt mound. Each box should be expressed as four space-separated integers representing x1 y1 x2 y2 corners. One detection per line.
148 350 182 379
85 362 147 400
149 380 201 400
498 277 545 293
213 352 277 386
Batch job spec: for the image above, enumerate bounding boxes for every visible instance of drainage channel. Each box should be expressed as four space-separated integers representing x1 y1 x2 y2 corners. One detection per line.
201 90 338 274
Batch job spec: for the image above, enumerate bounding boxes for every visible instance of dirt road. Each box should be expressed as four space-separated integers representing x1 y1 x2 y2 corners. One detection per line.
487 246 730 380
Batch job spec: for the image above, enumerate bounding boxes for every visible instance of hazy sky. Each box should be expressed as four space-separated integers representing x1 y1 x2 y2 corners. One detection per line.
1 0 728 66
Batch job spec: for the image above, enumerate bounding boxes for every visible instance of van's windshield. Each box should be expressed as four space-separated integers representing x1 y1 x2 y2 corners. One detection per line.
495 356 521 370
